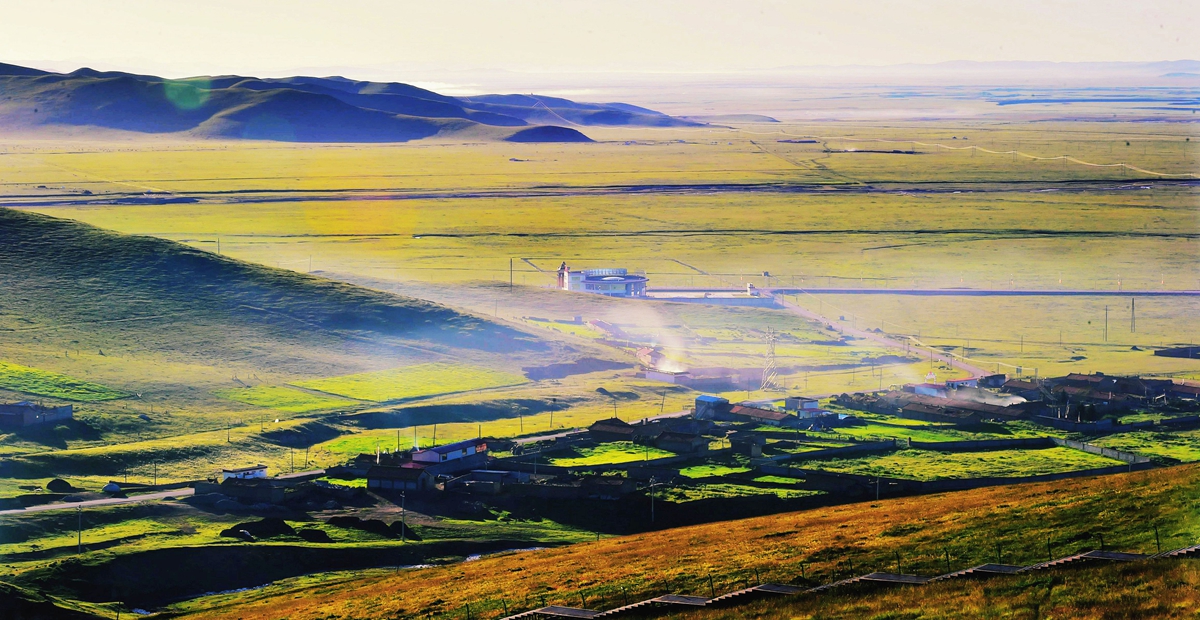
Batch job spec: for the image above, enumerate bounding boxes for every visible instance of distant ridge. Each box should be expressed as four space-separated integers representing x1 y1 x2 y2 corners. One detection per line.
0 63 699 142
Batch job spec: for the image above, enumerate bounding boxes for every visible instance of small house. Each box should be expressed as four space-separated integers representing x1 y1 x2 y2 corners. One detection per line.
909 383 949 398
0 401 73 430
978 374 1008 388
784 396 820 412
727 405 795 427
589 418 637 442
693 395 730 420
367 465 434 492
654 431 708 454
411 438 489 475
221 464 268 482
728 432 766 457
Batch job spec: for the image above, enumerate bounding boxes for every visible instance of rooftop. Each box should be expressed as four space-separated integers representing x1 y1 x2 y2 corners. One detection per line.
222 464 267 473
367 465 429 480
729 405 790 421
420 438 487 455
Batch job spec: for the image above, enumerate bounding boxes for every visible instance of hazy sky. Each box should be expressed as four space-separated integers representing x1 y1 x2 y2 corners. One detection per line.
3 0 1197 80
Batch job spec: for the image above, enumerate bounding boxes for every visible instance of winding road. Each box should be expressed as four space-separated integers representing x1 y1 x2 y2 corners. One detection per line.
0 487 195 516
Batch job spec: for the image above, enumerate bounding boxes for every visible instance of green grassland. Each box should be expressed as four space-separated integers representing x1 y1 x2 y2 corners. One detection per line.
0 208 594 484
659 483 820 502
545 441 676 467
15 122 1197 395
678 463 752 478
292 362 526 402
0 117 1197 618
214 385 358 413
810 446 1124 481
147 463 1200 619
1091 429 1200 463
0 360 128 402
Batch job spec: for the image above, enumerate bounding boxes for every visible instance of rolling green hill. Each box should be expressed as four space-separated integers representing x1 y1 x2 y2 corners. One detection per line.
0 207 562 459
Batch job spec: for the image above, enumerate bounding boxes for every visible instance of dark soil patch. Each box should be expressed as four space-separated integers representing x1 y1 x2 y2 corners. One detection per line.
522 358 632 380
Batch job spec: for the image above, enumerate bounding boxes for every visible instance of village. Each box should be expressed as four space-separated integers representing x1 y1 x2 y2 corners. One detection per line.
150 367 1200 535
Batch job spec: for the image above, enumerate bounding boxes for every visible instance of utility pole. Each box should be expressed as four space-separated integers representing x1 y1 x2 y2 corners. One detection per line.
77 506 82 553
1131 297 1136 333
509 258 513 291
1105 305 1109 342
649 477 659 524
400 491 406 543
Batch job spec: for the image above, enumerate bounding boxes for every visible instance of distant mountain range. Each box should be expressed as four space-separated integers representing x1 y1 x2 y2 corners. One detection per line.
0 63 698 142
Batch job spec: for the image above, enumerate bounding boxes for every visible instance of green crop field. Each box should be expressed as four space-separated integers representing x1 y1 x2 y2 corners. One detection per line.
545 441 676 467
0 361 128 402
679 463 752 478
810 447 1123 480
292 363 527 403
659 483 821 502
214 385 358 413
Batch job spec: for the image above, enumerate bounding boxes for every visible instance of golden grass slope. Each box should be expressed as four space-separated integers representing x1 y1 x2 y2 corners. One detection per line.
168 463 1200 619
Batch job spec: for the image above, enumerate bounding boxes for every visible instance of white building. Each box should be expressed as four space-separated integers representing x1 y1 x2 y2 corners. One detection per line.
557 263 648 297
221 464 268 481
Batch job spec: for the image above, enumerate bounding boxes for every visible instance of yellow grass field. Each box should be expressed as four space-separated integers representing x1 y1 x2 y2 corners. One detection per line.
165 463 1200 619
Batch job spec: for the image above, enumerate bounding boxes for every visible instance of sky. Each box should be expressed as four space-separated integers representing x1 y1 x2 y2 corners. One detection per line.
2 0 1196 81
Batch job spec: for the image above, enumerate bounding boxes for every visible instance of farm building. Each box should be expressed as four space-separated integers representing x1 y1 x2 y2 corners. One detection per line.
693 395 730 419
557 263 648 297
636 347 667 368
908 383 950 398
588 418 662 442
644 368 691 384
444 469 529 494
900 402 984 425
692 395 798 427
221 464 268 482
367 465 434 492
0 401 73 429
1002 379 1045 401
1154 345 1200 359
728 432 766 457
1168 382 1200 400
412 438 489 474
978 374 1008 388
784 396 820 412
727 405 797 427
880 391 1025 422
654 431 708 453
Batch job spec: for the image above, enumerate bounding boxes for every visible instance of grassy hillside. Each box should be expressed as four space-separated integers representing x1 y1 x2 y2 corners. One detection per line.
0 207 568 462
0 207 542 357
164 464 1200 618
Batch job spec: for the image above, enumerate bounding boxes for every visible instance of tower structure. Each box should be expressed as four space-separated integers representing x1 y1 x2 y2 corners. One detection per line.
761 327 779 391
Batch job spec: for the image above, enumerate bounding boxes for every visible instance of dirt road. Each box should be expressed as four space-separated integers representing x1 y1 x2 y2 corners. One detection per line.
0 487 196 516
768 291 989 380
